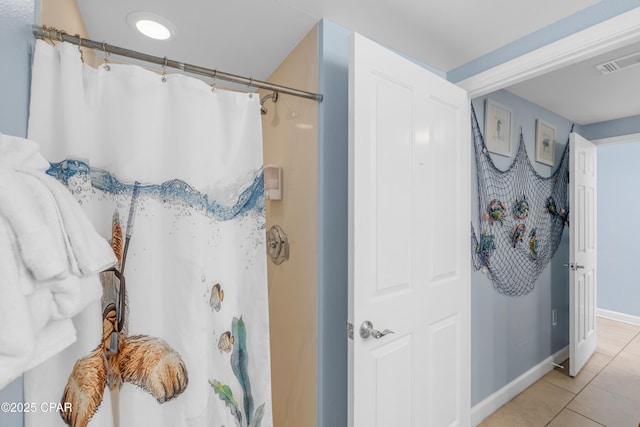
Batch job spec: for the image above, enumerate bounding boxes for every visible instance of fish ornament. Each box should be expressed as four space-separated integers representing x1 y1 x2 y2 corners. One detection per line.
514 195 529 220
512 224 526 248
529 228 539 260
476 231 496 266
484 199 507 225
545 196 557 215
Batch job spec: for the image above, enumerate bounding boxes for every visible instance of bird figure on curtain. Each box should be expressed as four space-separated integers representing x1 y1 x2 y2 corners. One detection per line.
59 205 189 427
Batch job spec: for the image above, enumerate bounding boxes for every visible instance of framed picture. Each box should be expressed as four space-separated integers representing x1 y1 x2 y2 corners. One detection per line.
484 99 512 157
535 119 556 166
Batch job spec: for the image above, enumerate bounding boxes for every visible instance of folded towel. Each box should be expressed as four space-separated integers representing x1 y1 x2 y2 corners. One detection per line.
0 133 50 172
21 169 116 275
48 275 103 320
0 133 114 388
25 288 54 335
0 132 116 276
0 216 36 357
0 319 76 389
15 172 73 279
18 171 81 277
0 162 68 281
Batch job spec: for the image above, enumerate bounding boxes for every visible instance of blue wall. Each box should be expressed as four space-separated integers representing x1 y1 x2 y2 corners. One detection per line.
0 0 36 137
317 19 350 427
582 115 640 141
598 140 640 318
0 1 36 427
470 90 580 405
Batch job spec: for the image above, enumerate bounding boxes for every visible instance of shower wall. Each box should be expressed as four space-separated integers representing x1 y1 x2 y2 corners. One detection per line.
40 0 95 65
261 26 318 427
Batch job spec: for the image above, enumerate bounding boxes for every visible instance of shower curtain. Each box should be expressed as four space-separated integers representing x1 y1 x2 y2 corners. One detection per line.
25 40 272 427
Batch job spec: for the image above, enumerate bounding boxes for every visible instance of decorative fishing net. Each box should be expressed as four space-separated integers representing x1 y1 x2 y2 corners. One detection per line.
471 104 570 296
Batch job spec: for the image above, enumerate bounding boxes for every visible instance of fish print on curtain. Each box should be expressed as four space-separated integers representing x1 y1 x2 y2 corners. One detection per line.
25 40 273 427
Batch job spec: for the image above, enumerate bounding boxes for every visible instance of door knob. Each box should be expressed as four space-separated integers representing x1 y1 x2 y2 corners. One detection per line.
359 320 395 340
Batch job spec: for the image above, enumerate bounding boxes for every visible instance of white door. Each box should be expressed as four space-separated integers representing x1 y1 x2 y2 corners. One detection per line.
569 132 597 377
348 33 470 427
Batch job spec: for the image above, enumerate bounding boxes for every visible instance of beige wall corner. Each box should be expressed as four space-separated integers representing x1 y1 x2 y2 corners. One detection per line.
261 25 318 427
40 0 95 65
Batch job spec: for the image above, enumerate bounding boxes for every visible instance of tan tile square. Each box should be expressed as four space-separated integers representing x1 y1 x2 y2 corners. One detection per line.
607 350 640 376
543 366 596 394
590 355 640 404
598 322 640 344
547 409 604 427
596 334 629 357
479 381 574 426
622 334 640 357
582 351 613 374
478 401 547 427
567 384 640 426
597 317 640 333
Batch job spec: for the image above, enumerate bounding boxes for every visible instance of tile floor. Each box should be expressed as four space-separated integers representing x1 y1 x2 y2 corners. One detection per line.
479 317 640 426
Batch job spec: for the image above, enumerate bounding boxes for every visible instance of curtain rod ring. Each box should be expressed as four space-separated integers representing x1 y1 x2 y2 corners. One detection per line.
76 34 85 63
211 69 217 93
102 42 111 71
161 56 168 83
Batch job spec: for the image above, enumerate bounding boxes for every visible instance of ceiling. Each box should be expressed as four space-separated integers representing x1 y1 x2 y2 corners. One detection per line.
507 40 640 125
76 0 640 125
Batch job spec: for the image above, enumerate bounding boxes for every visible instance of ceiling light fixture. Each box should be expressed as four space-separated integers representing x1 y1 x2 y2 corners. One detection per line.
126 12 176 40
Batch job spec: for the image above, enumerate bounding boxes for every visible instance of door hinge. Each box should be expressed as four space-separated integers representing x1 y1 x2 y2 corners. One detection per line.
347 322 354 340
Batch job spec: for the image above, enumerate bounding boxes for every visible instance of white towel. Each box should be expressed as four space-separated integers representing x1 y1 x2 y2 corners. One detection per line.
0 216 36 358
20 169 116 275
0 133 115 388
0 319 76 389
1 132 115 276
0 133 50 172
0 163 68 281
0 216 78 389
48 275 103 320
17 171 81 277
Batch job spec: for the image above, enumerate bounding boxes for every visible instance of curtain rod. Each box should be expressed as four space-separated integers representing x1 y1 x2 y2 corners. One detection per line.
32 25 323 103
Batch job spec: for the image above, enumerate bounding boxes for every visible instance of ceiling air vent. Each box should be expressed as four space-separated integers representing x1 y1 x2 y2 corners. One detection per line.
596 51 640 75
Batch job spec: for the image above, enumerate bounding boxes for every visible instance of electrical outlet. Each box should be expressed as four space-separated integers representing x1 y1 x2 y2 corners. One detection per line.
552 308 558 326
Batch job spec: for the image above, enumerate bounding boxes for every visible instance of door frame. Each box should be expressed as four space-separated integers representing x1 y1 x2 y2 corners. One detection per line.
457 7 640 98
591 132 640 147
455 8 640 425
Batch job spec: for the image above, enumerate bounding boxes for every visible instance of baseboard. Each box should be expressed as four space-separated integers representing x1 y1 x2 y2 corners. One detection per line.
470 346 569 426
597 308 640 327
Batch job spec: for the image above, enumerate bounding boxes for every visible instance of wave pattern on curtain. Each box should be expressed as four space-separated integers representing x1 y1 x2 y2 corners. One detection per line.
25 40 272 427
